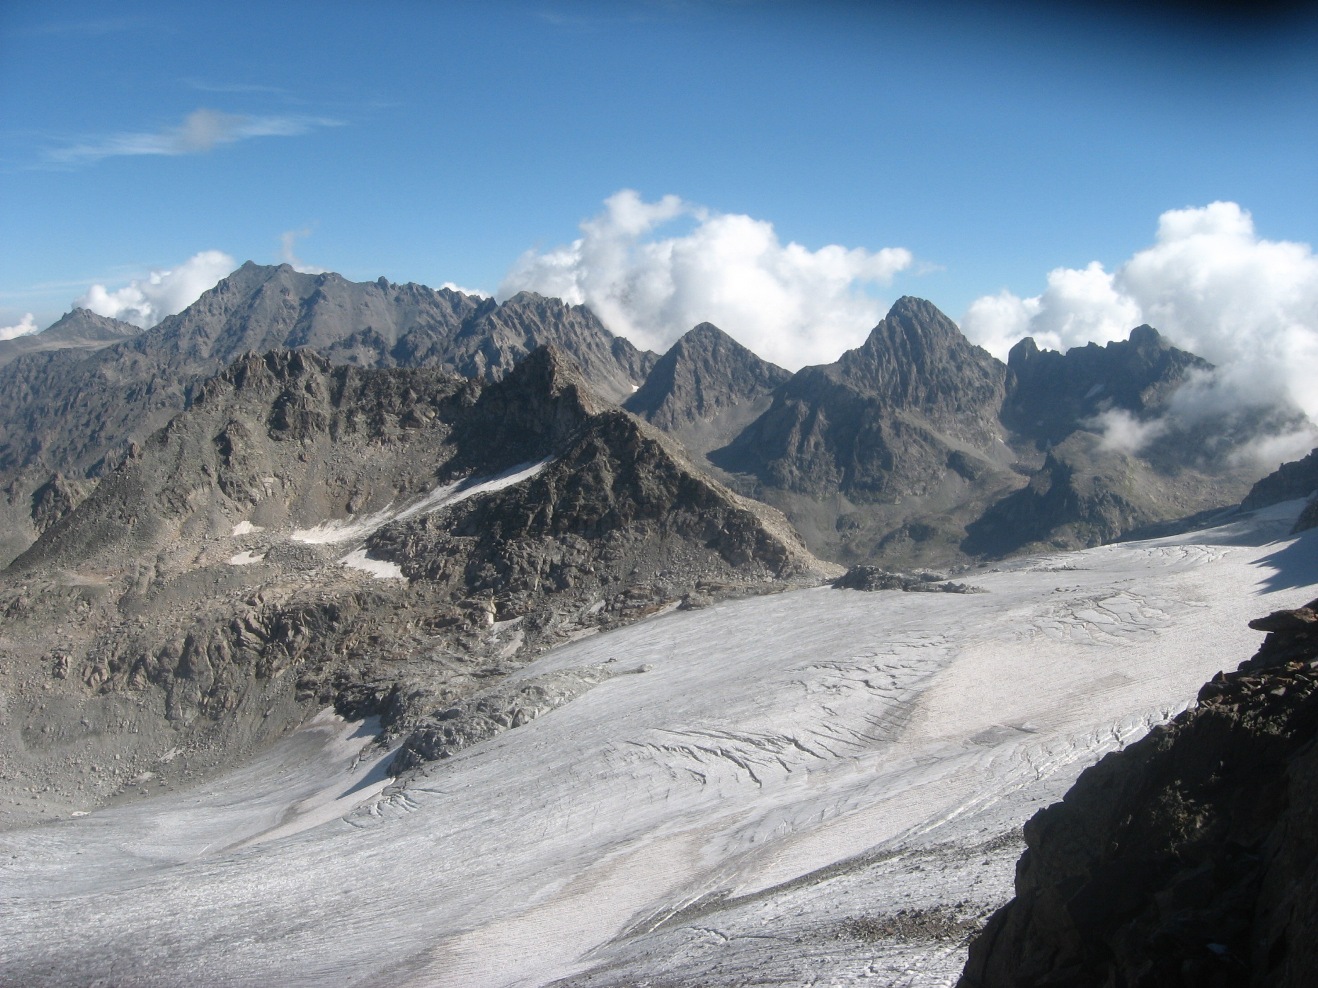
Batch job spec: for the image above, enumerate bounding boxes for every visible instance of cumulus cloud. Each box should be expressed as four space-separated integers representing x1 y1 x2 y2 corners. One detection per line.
280 229 326 275
963 262 1142 359
963 202 1318 468
0 313 39 341
77 250 236 329
47 108 341 165
498 189 913 369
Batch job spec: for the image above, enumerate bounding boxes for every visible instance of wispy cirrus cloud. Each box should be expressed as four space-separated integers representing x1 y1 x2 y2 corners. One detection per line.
183 79 298 98
46 108 342 165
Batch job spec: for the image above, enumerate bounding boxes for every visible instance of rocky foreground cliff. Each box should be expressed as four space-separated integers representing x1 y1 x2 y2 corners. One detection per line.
960 597 1318 987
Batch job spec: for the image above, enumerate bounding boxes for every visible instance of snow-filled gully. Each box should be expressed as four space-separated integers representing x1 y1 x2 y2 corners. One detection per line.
2 502 1316 987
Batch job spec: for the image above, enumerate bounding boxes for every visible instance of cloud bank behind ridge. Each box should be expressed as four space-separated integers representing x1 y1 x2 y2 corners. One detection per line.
77 250 237 329
498 190 913 370
962 202 1318 467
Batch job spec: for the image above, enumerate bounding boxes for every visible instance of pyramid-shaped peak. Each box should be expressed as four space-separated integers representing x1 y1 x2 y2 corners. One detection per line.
886 295 957 323
624 322 790 431
821 296 1006 434
684 321 731 340
671 321 756 353
840 296 998 379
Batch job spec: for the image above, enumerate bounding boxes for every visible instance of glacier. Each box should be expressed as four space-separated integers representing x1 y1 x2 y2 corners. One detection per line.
2 501 1316 987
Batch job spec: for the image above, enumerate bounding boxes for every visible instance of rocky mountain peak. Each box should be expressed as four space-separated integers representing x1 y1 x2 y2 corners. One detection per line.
624 321 790 432
1127 323 1163 350
830 296 1007 441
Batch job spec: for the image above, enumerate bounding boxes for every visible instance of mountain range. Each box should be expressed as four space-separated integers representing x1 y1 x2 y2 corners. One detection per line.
0 263 1292 572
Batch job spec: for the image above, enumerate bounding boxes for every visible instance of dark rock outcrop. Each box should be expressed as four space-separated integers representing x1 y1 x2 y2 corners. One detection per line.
1295 497 1318 534
832 565 983 594
960 599 1318 988
1241 447 1318 513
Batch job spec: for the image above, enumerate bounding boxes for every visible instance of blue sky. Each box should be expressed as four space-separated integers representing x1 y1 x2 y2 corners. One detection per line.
2 0 1316 373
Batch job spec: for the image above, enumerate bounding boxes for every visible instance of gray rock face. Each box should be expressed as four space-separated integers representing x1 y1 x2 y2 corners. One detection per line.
832 296 1007 447
701 297 1020 568
624 321 791 432
961 431 1233 557
960 600 1318 988
717 297 1007 500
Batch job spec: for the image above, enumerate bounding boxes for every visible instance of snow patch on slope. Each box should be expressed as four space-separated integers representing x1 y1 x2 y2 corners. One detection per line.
290 458 553 546
339 548 405 580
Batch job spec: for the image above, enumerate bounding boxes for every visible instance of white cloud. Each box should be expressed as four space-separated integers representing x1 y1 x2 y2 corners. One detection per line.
47 108 342 165
962 202 1318 467
0 312 41 341
0 313 39 341
77 250 236 329
963 262 1142 359
280 229 326 275
1090 408 1168 456
498 189 913 369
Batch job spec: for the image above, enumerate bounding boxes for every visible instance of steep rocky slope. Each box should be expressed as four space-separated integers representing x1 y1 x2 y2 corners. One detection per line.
0 346 828 827
960 598 1318 987
1241 447 1318 514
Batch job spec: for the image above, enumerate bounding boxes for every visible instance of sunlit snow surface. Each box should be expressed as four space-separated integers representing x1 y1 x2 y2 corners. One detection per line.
3 503 1317 987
